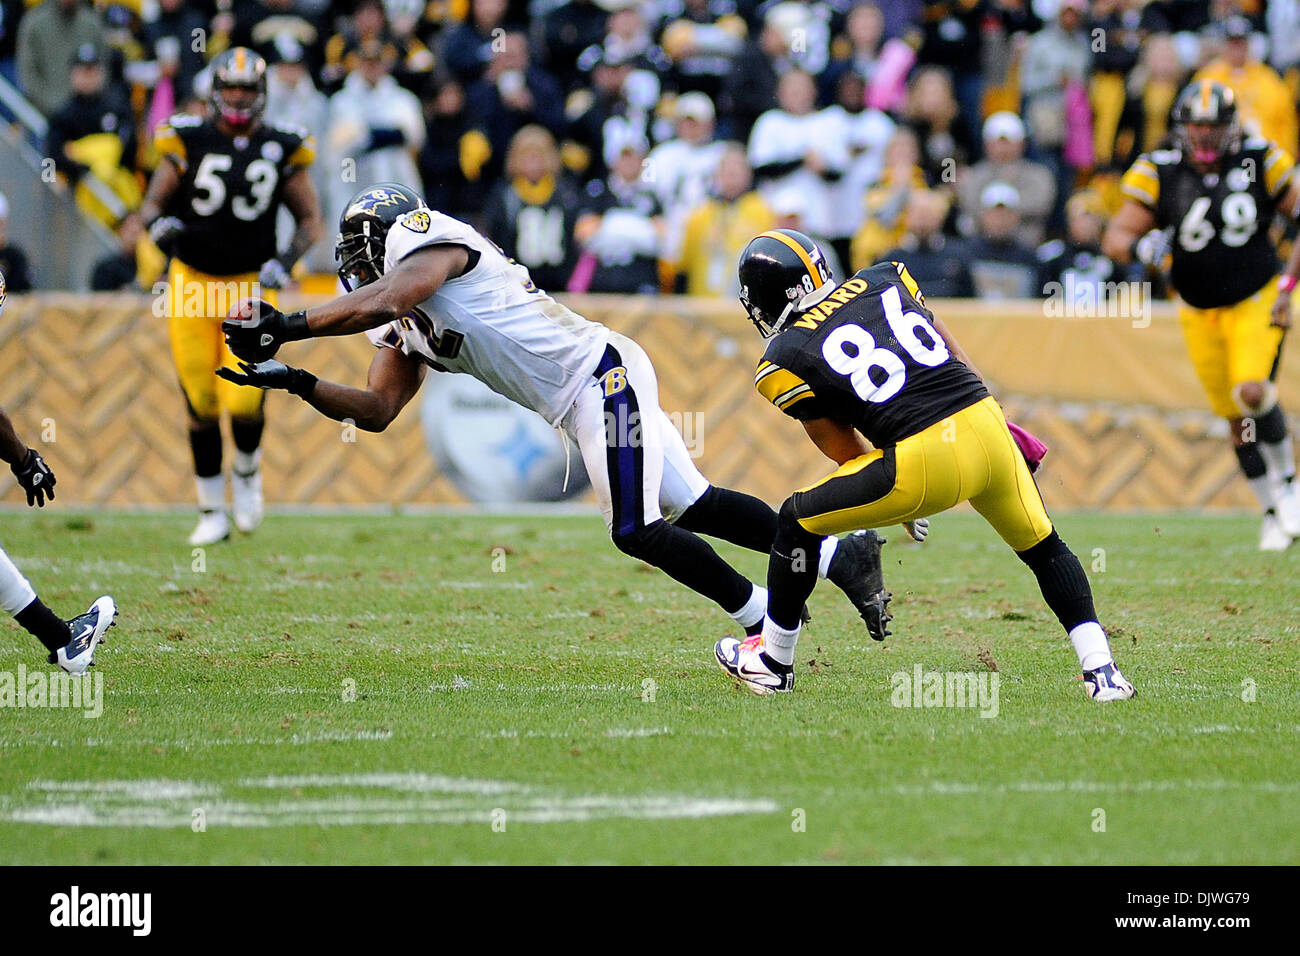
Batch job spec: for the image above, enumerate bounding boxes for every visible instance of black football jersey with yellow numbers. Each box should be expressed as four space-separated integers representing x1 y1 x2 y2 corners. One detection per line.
755 261 989 448
154 114 316 276
1120 137 1294 309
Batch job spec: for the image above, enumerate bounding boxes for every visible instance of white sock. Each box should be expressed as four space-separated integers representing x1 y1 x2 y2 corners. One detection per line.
0 545 37 616
761 615 801 666
817 536 838 578
1069 621 1113 672
1260 434 1297 485
196 474 226 512
234 448 261 477
730 584 767 632
1247 474 1276 513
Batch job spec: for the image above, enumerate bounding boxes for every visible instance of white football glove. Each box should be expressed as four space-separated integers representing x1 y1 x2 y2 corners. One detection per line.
258 257 291 291
903 517 930 542
1132 228 1173 270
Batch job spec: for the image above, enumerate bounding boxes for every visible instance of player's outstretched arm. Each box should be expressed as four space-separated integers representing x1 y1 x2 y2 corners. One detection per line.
302 244 469 336
218 347 425 433
928 312 985 384
223 245 470 362
0 407 55 506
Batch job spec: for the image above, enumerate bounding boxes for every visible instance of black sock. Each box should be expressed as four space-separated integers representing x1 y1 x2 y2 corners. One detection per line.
189 421 223 478
675 485 780 553
766 499 823 631
1234 441 1267 479
1016 531 1098 632
15 597 71 652
231 417 265 464
613 519 754 615
1256 404 1288 443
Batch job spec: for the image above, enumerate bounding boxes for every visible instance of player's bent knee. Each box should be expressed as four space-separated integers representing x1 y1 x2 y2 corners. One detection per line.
1232 380 1277 416
611 520 668 560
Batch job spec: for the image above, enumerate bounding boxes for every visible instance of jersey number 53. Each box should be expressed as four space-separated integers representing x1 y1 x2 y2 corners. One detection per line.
191 154 278 221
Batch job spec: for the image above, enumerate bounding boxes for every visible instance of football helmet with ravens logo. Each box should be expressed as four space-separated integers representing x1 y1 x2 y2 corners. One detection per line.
737 228 834 337
335 182 425 290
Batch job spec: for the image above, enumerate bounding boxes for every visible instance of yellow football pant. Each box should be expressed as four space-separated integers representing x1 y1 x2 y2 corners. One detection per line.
1178 276 1286 420
791 396 1054 553
166 259 271 421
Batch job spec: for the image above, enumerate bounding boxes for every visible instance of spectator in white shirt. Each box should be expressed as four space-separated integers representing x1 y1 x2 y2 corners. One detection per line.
748 69 849 238
645 91 726 263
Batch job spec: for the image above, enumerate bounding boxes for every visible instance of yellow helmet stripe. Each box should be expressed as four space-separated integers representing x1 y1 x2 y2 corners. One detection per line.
1199 78 1212 113
759 230 825 292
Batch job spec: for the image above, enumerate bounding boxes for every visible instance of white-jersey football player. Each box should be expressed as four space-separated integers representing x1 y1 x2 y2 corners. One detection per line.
221 182 916 639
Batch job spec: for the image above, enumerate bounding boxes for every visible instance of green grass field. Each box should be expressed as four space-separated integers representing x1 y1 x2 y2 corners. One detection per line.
0 509 1296 864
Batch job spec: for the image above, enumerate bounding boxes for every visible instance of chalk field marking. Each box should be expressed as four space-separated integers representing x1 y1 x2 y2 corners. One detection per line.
3 774 777 828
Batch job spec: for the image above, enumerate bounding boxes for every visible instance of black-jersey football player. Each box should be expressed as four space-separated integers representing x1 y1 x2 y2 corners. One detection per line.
1105 79 1300 551
139 47 323 546
715 228 1135 699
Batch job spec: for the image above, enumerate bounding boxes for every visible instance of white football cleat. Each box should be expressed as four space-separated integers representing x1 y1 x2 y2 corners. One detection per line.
714 634 794 695
189 509 231 546
51 595 117 675
1259 511 1290 551
1082 662 1135 701
232 467 264 533
1273 482 1300 539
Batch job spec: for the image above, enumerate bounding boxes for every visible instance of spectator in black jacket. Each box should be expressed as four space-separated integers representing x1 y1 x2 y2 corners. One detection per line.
141 0 209 103
534 0 610 92
418 75 486 224
882 188 973 298
45 44 135 187
466 31 565 183
443 0 511 85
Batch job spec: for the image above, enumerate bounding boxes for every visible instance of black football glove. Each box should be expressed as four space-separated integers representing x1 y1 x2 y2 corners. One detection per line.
216 360 318 397
221 298 309 363
11 448 55 507
147 215 186 256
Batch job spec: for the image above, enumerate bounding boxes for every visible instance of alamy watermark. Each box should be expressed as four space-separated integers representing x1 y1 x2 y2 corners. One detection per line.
890 664 1000 718
0 665 103 718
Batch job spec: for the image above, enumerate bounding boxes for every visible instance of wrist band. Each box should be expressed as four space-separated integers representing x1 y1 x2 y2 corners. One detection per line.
282 310 310 341
1279 274 1297 293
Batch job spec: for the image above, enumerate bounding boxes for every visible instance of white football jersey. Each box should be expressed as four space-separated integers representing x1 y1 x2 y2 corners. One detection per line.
366 207 609 425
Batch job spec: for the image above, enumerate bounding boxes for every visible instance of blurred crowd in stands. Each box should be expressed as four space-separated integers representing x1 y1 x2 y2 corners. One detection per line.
2 0 1299 299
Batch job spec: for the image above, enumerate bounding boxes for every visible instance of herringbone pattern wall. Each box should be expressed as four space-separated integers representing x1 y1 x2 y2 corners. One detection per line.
0 294 1292 510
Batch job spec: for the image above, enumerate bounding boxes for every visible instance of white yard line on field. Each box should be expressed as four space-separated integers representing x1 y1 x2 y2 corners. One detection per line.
1 773 778 828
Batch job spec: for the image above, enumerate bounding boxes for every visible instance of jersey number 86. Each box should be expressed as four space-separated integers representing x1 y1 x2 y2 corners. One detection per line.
822 285 950 404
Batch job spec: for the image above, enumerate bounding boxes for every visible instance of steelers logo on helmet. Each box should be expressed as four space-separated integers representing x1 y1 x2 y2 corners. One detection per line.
1172 79 1241 168
736 228 835 338
335 182 426 290
210 47 268 131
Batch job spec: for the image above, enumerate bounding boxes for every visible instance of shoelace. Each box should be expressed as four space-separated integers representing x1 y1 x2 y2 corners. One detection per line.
740 634 763 652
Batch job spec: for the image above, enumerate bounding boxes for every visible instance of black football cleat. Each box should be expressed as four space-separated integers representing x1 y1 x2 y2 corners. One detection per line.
826 530 892 640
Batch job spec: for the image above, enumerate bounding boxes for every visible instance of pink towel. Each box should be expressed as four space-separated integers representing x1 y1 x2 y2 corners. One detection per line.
147 76 176 139
1007 421 1048 473
1063 79 1094 170
866 38 915 113
567 252 598 293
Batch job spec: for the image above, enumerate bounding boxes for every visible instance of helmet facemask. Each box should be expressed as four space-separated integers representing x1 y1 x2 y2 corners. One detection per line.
335 221 385 292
